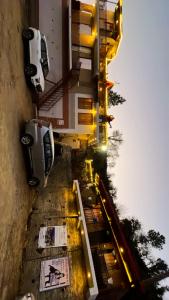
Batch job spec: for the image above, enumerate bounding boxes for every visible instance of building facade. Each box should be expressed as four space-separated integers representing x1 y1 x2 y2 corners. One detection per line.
71 159 143 300
38 0 123 149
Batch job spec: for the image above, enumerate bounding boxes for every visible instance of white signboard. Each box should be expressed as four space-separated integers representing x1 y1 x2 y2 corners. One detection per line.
38 226 67 248
40 257 70 291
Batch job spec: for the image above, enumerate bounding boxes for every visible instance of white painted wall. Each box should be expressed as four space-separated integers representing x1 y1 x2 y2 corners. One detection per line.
39 0 63 118
56 93 94 134
39 0 62 83
39 100 63 119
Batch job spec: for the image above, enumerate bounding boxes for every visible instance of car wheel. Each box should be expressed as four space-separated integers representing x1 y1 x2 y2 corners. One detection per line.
25 64 37 77
28 177 39 187
21 134 33 146
22 29 34 40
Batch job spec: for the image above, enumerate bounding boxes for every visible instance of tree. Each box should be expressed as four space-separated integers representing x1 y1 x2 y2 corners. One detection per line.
108 130 123 144
108 90 126 107
149 258 169 276
107 130 123 168
121 217 169 299
147 230 165 250
122 218 165 254
109 185 117 199
122 217 141 241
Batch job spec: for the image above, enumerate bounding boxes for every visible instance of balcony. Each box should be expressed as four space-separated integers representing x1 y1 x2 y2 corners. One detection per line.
99 0 123 62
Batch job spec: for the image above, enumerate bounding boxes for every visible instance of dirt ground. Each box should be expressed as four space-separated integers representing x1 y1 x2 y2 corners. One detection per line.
0 1 36 299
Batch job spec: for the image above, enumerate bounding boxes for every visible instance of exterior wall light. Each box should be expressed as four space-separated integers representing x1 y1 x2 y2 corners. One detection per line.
100 144 107 151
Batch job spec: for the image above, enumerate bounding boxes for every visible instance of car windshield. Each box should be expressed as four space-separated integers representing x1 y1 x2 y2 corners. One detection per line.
41 38 49 78
43 131 53 174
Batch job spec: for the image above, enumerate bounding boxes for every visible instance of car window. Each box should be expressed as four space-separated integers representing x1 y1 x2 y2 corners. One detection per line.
41 38 47 59
43 131 53 174
42 64 49 78
44 130 50 143
41 38 49 78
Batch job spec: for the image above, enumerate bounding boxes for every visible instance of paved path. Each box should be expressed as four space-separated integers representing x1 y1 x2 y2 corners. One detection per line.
19 147 88 300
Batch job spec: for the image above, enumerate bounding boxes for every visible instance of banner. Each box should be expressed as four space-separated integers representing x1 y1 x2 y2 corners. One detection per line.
40 257 70 291
38 226 67 248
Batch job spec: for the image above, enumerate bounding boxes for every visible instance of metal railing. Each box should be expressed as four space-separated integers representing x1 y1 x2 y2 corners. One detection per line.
38 64 80 111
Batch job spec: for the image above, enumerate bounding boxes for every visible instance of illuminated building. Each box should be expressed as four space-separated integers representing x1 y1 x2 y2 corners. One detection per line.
71 161 143 299
37 0 123 149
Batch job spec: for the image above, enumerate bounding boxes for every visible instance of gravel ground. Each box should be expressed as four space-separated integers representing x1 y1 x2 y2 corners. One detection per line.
0 1 36 299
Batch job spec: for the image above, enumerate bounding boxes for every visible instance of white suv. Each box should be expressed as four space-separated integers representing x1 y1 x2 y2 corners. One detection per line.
22 27 50 92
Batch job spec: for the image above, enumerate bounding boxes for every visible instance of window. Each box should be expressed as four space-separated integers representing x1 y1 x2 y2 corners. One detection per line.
41 38 47 57
43 131 50 143
42 63 49 78
78 113 93 125
72 45 91 55
43 131 52 174
79 58 92 70
41 37 49 78
78 97 93 109
84 208 104 224
80 24 91 35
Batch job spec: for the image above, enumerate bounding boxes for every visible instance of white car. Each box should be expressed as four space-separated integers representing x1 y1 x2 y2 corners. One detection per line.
22 27 50 92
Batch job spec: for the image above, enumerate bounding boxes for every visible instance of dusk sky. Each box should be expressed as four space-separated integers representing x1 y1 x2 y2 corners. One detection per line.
107 0 169 298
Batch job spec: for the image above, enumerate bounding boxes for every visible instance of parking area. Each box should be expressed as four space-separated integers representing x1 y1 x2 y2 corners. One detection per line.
0 1 36 299
0 2 88 300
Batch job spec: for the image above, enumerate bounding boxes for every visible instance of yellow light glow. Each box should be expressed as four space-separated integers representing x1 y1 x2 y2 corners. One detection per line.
87 272 91 278
85 159 94 183
105 0 123 62
100 193 133 283
105 58 108 144
85 159 92 163
92 108 97 116
81 34 95 47
103 199 106 203
92 28 97 38
101 144 107 151
81 230 84 235
120 247 124 253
